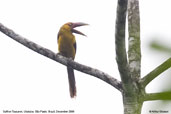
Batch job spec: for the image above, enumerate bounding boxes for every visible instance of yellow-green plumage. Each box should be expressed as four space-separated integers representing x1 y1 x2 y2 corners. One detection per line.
58 28 76 59
57 22 87 98
58 23 77 98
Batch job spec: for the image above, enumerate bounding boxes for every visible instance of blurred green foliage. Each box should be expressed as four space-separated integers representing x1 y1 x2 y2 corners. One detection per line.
149 39 171 106
150 40 171 54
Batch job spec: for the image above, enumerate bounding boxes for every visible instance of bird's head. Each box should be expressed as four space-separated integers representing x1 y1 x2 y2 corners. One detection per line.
61 22 88 36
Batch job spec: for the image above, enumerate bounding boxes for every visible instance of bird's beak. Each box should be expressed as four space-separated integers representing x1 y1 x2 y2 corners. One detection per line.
71 22 88 36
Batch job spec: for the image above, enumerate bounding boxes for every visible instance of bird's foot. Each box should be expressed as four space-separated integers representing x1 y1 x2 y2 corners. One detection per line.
56 52 64 57
68 57 73 60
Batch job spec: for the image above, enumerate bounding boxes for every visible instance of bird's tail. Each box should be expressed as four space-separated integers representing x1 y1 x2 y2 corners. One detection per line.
67 66 76 98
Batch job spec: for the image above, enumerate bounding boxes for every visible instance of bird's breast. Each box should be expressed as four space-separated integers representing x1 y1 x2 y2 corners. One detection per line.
58 34 76 59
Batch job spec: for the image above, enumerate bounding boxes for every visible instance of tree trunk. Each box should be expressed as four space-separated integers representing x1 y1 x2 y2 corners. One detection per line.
122 82 144 114
123 96 143 114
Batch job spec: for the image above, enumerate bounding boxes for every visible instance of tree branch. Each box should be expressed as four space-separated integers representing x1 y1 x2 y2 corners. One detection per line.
115 0 130 83
0 23 123 92
128 0 141 79
144 91 171 101
140 58 171 87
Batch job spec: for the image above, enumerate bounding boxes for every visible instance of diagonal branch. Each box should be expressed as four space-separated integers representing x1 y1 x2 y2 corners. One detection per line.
0 23 123 92
144 91 171 101
115 0 130 83
140 58 171 87
128 0 141 79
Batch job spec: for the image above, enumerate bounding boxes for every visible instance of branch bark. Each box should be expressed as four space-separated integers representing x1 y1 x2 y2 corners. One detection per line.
0 23 123 92
115 0 130 83
140 58 171 87
128 0 141 79
144 92 171 101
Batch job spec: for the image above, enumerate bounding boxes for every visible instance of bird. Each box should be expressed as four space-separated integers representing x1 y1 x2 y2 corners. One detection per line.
57 22 88 98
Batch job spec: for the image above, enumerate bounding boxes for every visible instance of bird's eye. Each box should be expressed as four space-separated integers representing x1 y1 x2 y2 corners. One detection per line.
68 23 72 26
